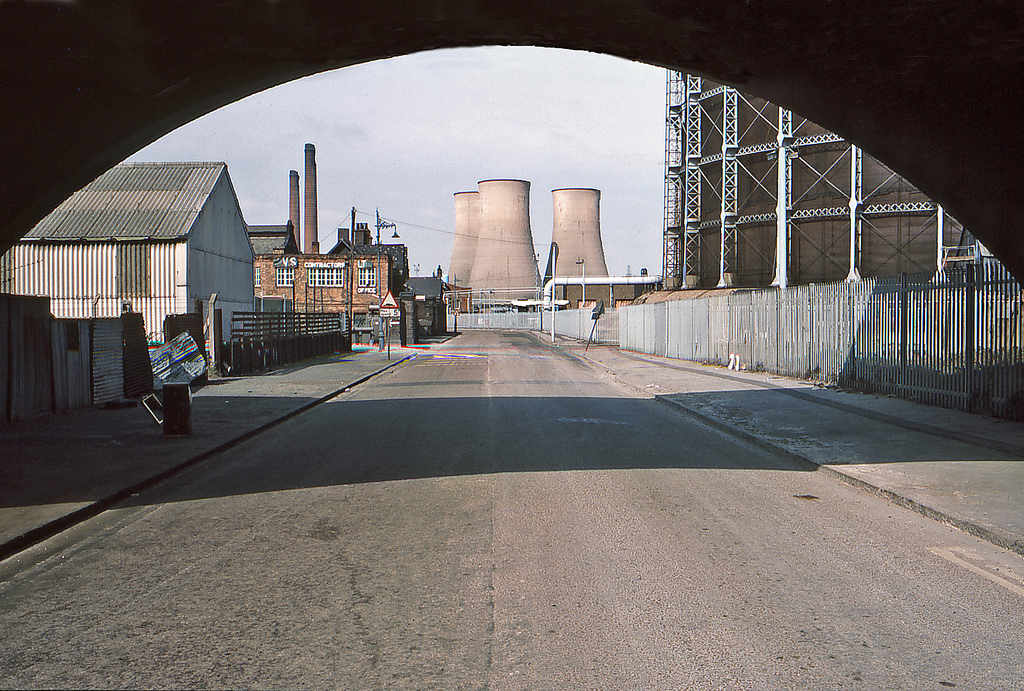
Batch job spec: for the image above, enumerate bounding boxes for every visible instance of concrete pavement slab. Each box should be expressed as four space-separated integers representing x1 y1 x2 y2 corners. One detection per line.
572 345 1024 556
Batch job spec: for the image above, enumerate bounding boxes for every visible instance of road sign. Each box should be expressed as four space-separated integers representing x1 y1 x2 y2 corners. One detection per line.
380 308 400 318
380 291 399 309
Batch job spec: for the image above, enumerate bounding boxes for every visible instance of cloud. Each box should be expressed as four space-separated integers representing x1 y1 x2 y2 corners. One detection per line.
129 46 666 277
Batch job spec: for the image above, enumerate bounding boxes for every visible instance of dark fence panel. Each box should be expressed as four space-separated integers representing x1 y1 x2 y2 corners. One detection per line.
51 320 92 413
121 312 153 398
227 312 350 375
5 295 53 421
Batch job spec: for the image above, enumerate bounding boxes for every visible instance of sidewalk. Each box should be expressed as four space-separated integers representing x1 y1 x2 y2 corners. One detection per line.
571 344 1024 557
0 346 421 560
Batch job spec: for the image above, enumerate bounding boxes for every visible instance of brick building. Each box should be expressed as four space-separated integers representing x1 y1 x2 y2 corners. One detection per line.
249 223 409 336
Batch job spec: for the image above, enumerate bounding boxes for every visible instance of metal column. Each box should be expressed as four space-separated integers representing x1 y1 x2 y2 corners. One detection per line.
772 106 792 289
718 86 738 287
663 71 685 289
683 74 703 288
846 145 863 281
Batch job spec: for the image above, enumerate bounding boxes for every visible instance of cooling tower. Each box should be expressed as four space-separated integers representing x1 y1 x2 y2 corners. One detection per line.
288 170 300 248
468 179 541 298
551 188 609 277
303 143 317 254
449 191 479 285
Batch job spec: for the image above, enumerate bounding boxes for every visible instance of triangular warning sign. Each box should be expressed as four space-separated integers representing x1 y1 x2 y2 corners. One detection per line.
380 291 399 308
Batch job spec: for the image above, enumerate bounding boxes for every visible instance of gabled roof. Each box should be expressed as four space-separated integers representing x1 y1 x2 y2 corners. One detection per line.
248 222 299 256
26 162 230 241
406 276 445 299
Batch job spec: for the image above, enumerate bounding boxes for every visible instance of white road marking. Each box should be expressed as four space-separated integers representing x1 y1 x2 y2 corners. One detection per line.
930 546 1024 599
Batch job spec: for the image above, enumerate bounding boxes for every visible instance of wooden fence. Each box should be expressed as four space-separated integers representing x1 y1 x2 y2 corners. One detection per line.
227 312 350 374
2 294 95 421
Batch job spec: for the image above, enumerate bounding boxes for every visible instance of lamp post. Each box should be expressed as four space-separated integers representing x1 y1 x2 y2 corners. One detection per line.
549 243 559 343
576 258 585 309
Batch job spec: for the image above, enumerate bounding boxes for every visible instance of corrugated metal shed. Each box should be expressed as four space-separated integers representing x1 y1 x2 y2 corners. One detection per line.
25 162 226 241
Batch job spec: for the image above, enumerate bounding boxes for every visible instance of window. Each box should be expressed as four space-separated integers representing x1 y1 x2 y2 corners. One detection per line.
308 266 345 287
254 266 261 286
276 266 294 287
358 265 376 289
116 242 151 297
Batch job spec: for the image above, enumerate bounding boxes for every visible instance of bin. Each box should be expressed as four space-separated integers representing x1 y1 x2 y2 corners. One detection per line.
163 383 192 437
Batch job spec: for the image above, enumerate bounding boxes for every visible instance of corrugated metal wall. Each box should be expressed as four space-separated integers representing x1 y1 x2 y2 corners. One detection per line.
186 170 255 341
1 294 95 420
91 318 124 404
121 312 153 397
4 241 187 342
51 319 92 412
619 264 1024 420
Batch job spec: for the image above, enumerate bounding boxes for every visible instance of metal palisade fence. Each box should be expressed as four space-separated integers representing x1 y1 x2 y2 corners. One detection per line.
619 263 1024 420
546 308 620 344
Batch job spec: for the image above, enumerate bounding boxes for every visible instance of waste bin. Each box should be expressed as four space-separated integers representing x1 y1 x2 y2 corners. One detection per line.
163 383 192 437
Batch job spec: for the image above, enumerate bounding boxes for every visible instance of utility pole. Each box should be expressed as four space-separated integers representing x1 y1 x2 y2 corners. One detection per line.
375 208 396 346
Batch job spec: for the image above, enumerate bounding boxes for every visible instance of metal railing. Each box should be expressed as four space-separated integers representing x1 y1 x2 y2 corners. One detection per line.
450 312 541 330
545 308 620 344
619 263 1024 420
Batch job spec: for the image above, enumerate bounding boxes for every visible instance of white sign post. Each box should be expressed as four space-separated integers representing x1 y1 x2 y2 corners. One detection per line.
380 291 399 358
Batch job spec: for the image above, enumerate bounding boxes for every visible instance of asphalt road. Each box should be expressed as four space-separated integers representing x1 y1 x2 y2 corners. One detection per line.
1 331 1022 689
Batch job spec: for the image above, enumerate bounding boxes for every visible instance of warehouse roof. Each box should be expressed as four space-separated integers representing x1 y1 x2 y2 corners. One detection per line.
248 222 299 256
25 162 232 241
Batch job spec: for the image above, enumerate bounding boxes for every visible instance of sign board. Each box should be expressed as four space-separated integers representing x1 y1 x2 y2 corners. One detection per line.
380 308 400 318
380 291 399 309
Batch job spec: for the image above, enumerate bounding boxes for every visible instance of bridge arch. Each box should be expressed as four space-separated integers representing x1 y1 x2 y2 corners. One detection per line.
2 1 1022 280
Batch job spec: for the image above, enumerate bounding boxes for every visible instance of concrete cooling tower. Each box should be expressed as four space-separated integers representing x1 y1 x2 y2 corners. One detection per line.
449 191 479 285
468 179 541 298
551 188 609 277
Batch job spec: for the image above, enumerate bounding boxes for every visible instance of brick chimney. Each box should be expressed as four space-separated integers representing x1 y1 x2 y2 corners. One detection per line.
288 170 300 248
303 143 317 254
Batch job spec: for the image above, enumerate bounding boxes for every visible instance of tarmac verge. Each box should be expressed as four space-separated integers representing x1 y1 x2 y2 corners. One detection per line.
0 353 414 562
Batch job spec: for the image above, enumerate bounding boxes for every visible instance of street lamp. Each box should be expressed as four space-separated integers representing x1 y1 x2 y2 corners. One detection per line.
549 242 559 343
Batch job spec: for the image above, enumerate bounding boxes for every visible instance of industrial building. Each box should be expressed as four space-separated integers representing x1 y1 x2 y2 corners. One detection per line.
0 161 254 342
464 179 542 301
550 188 610 279
252 144 410 340
449 190 479 287
450 179 659 311
250 225 404 321
662 73 974 290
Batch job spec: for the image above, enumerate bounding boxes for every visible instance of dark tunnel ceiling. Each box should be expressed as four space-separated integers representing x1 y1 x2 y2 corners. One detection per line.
1 0 1022 280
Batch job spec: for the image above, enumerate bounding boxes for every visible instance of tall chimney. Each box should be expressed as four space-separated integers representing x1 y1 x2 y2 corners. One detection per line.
288 170 300 248
303 143 317 254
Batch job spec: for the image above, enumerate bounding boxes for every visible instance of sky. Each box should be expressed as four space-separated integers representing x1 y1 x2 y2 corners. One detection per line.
128 46 667 279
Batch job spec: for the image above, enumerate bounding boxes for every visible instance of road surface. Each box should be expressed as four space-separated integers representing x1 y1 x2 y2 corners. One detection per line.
1 331 1022 689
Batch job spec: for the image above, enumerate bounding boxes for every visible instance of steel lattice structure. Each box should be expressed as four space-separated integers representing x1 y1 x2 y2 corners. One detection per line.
662 71 974 289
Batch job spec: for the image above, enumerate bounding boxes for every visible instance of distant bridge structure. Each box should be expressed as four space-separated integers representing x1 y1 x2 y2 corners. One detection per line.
1 1 1023 282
